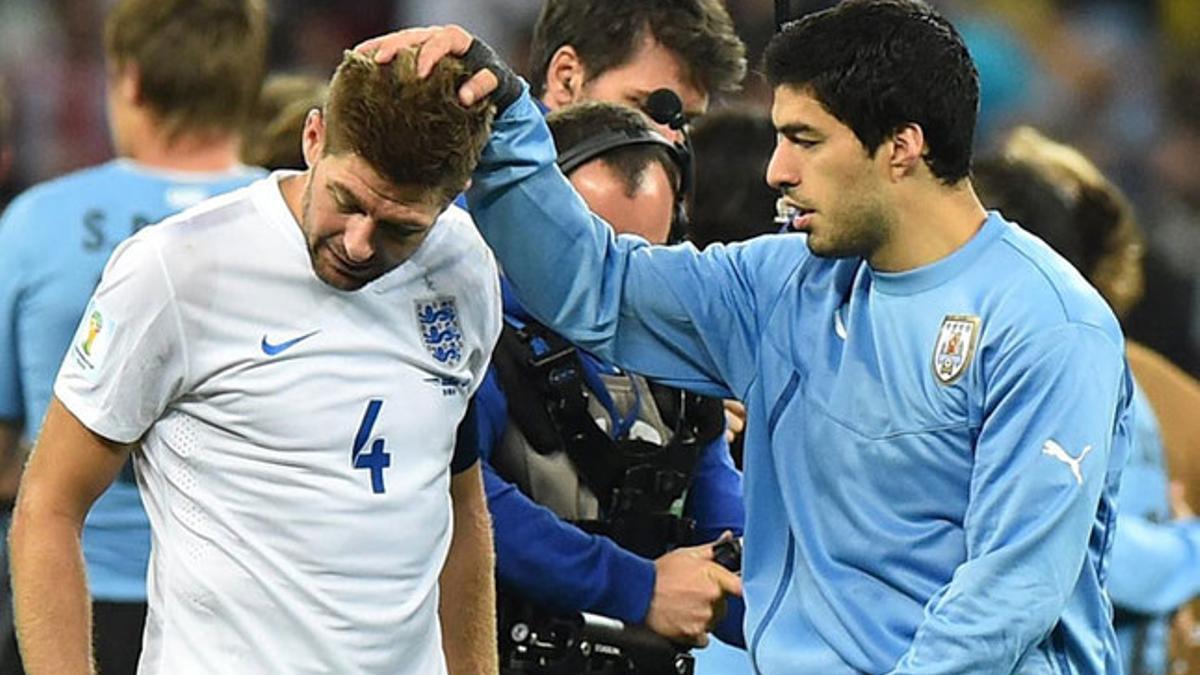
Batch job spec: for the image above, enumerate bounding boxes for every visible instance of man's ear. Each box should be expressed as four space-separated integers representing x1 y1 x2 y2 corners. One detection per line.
543 45 585 109
886 123 926 181
301 108 325 169
112 62 143 107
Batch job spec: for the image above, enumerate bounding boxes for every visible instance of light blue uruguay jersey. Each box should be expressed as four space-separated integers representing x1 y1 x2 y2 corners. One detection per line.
0 159 264 600
466 91 1134 674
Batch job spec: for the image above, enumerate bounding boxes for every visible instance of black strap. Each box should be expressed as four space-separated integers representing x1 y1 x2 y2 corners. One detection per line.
491 318 721 528
492 321 623 505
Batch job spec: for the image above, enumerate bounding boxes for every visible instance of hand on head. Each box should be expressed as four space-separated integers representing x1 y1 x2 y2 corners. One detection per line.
354 25 514 109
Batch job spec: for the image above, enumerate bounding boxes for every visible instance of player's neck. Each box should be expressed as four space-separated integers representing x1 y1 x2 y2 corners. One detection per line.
869 180 988 272
123 125 243 173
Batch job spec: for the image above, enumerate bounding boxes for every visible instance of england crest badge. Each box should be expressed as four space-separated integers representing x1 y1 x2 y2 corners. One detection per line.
932 315 980 385
416 298 464 366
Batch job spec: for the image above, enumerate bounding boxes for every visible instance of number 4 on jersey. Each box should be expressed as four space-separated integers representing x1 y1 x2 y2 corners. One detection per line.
352 400 391 494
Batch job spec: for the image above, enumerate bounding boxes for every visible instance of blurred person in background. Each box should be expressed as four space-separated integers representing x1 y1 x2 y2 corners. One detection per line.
0 0 268 672
397 0 541 76
686 107 779 251
976 126 1200 675
241 73 328 171
1128 70 1200 379
0 0 110 186
460 101 750 674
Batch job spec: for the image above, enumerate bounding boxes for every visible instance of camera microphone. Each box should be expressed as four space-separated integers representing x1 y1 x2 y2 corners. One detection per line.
644 89 686 131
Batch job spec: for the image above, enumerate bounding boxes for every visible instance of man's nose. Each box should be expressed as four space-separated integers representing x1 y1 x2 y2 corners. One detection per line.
342 217 377 262
766 143 797 191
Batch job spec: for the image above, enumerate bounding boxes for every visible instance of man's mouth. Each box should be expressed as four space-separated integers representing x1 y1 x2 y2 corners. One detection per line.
320 244 379 281
775 198 816 232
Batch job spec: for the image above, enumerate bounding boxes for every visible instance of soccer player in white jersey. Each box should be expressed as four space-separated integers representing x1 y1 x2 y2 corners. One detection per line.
10 48 502 674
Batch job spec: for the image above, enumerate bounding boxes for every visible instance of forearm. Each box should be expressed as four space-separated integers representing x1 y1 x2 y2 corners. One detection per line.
487 468 655 623
467 92 630 354
440 470 498 675
9 506 93 674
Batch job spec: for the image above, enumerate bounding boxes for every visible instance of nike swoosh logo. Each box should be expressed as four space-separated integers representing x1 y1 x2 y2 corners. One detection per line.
261 330 320 356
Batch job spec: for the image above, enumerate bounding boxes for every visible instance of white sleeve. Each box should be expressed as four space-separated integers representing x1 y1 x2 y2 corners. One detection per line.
54 234 187 443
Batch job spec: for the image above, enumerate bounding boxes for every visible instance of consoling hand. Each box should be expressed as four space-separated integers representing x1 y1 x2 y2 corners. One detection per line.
354 25 520 111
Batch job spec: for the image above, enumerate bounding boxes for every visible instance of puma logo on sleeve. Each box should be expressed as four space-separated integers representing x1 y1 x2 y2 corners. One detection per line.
1041 439 1093 486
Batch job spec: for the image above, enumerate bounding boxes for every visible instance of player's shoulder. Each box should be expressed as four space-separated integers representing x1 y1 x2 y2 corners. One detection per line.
113 177 265 281
144 176 265 245
425 202 499 280
983 213 1123 348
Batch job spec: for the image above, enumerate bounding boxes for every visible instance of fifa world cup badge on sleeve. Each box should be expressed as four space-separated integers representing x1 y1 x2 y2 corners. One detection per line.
70 301 117 381
932 315 980 385
416 298 464 367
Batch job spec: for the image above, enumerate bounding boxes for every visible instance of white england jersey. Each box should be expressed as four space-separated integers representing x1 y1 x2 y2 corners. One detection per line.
54 172 501 674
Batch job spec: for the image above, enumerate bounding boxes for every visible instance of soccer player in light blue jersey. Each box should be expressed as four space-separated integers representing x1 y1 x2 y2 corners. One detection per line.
0 0 268 671
362 0 1135 670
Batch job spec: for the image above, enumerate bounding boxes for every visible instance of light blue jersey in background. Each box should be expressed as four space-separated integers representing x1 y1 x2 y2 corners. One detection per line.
0 159 263 600
467 91 1135 674
1109 385 1200 675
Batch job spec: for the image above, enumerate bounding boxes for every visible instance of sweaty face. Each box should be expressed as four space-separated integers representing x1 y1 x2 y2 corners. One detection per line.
569 160 675 245
576 36 708 142
299 153 442 291
766 86 895 262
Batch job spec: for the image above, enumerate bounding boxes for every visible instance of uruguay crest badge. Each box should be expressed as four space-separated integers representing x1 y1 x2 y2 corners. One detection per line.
416 298 464 366
932 315 980 385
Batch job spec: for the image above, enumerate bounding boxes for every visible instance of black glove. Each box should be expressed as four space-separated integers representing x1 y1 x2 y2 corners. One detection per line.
461 38 522 115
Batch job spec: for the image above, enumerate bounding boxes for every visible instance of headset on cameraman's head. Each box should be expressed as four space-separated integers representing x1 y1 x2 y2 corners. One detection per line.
555 89 693 244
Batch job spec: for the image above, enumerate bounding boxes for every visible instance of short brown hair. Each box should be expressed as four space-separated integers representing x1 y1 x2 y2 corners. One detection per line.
104 0 268 140
323 50 494 207
242 74 328 170
974 127 1145 317
547 101 681 200
529 0 747 99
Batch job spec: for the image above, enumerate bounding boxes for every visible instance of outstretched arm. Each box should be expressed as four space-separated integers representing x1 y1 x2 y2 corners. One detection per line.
356 25 783 402
10 398 131 675
439 462 499 675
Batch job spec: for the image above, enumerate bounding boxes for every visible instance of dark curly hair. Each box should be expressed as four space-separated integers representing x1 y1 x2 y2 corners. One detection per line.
764 0 979 184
